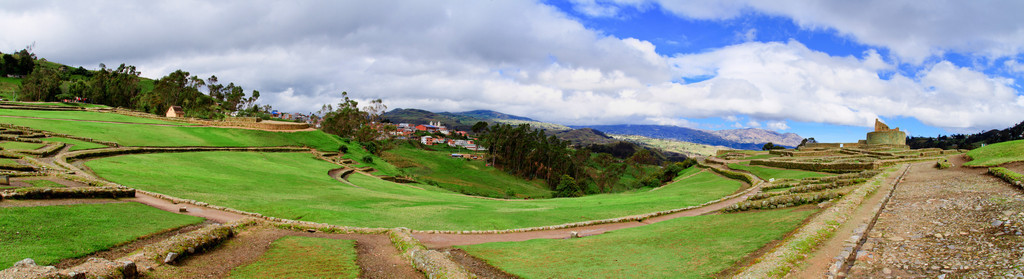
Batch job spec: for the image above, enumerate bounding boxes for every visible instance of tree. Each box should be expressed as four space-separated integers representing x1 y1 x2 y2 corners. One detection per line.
798 137 817 148
472 121 489 134
762 142 785 150
321 92 366 138
18 66 61 101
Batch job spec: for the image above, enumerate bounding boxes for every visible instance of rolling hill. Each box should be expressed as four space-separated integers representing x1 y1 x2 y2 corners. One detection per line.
569 124 796 150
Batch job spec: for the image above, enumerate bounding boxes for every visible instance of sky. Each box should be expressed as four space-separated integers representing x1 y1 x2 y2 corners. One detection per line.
3 0 1024 142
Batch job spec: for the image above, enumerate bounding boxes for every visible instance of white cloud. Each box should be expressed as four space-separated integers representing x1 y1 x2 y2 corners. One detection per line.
767 121 790 130
0 0 1021 133
650 0 1024 63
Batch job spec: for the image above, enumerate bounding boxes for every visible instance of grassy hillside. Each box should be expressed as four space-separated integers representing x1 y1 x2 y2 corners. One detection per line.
87 151 742 230
0 77 21 100
0 109 188 125
965 139 1024 166
611 134 730 157
0 203 203 267
0 116 345 150
727 162 832 180
461 208 815 278
382 144 552 198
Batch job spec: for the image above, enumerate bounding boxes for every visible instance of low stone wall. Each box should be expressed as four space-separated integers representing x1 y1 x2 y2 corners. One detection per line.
389 228 475 279
750 159 876 173
223 117 260 123
1 187 135 199
989 167 1024 190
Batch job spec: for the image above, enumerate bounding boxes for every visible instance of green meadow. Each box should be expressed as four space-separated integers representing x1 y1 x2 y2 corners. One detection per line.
229 236 359 279
965 139 1024 166
461 208 815 279
87 151 742 230
0 109 188 125
0 203 204 267
727 162 832 180
383 145 552 198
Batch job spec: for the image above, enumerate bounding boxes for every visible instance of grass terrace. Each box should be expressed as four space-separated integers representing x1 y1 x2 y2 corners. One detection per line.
0 203 204 267
228 236 359 279
87 151 743 230
728 162 833 180
0 141 45 151
965 139 1024 167
0 109 190 125
461 208 816 278
383 145 552 198
39 137 109 151
0 117 346 151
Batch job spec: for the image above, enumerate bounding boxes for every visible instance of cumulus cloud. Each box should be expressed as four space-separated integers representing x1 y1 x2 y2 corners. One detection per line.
0 0 1021 133
649 0 1024 63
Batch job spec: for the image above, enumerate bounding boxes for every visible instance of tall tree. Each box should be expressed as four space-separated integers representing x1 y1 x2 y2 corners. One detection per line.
18 66 61 101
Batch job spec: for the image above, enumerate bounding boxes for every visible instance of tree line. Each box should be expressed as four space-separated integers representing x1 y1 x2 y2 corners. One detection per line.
908 120 1024 149
16 52 265 119
477 122 695 197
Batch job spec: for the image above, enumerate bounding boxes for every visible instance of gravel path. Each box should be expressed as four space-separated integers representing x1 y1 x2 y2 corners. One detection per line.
848 156 1024 277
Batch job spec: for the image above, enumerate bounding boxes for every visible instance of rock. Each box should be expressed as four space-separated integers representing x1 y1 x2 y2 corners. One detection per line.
164 252 179 264
306 229 317 233
13 258 36 268
882 267 892 275
993 220 1005 227
179 206 187 212
933 233 944 239
570 231 580 238
121 261 138 279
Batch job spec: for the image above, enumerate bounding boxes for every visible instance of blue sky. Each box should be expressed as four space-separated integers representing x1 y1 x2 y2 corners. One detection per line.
3 0 1024 142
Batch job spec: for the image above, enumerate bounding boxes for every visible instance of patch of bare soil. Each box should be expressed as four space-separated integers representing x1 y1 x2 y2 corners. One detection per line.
439 248 518 279
145 225 423 279
848 160 1024 277
54 222 209 268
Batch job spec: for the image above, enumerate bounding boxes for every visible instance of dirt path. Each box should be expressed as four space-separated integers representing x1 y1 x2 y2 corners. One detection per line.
789 163 909 278
146 226 423 279
413 187 759 248
130 192 248 224
846 155 1024 277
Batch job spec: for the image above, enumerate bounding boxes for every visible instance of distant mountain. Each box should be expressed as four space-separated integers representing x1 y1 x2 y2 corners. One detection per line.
382 108 568 132
456 110 534 121
552 128 618 146
569 124 799 150
710 128 803 147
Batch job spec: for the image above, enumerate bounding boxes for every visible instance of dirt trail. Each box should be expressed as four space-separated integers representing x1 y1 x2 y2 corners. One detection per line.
130 192 248 224
414 187 759 248
146 226 423 279
789 162 909 278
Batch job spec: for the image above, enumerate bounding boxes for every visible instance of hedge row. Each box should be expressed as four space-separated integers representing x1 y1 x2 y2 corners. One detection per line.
989 167 1024 189
1 187 135 199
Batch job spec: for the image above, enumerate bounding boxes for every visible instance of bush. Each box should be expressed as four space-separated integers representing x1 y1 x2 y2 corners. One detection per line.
338 145 349 154
361 155 374 163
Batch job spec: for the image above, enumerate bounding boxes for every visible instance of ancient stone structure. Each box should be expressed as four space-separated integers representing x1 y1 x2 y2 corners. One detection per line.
865 119 906 146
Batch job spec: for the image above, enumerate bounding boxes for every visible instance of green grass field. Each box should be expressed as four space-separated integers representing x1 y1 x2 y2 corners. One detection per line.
0 117 346 151
727 162 831 180
40 137 109 151
383 145 552 198
0 141 45 151
229 236 359 279
2 102 110 108
0 77 20 100
87 151 742 230
461 208 815 278
21 179 66 188
0 109 188 125
965 140 1024 166
0 203 204 267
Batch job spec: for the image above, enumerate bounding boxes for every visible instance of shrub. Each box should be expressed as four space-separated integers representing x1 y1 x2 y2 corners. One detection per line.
361 155 374 163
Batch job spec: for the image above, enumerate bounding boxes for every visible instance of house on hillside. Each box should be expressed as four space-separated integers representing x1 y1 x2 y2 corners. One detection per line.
166 106 184 118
